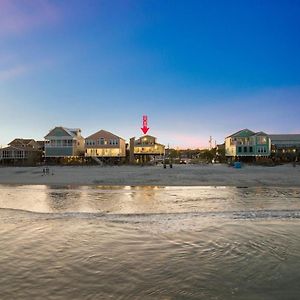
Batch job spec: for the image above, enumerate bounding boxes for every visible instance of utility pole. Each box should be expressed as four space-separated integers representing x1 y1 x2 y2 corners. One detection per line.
209 136 212 150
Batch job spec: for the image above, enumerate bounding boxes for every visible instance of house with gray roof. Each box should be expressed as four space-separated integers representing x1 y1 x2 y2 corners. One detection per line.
0 138 43 165
225 129 271 158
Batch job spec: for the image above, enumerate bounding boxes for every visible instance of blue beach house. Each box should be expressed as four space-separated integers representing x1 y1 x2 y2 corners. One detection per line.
44 126 85 158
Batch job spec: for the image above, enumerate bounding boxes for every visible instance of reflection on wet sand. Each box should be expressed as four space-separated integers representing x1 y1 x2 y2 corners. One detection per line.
0 185 300 216
1 185 300 299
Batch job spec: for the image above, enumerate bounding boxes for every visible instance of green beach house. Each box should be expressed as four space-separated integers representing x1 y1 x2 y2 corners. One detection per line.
225 129 271 158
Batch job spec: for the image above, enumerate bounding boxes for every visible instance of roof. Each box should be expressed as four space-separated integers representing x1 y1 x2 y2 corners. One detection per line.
139 135 156 139
7 139 41 150
8 138 36 146
0 145 40 152
226 129 270 138
85 129 125 141
45 126 81 138
226 129 255 138
253 131 268 136
134 135 165 147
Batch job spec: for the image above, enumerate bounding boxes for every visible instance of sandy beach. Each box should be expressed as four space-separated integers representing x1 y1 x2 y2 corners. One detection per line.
0 164 299 187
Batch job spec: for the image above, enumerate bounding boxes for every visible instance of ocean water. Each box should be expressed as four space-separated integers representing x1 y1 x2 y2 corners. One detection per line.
0 185 300 300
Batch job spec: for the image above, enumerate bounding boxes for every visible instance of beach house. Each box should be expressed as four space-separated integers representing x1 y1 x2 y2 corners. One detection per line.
225 129 271 159
44 127 85 159
0 138 43 165
129 135 165 163
85 130 126 162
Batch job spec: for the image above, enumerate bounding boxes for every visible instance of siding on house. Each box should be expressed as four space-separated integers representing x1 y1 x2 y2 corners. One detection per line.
85 130 126 157
133 135 165 155
225 129 271 157
0 138 42 164
44 127 85 157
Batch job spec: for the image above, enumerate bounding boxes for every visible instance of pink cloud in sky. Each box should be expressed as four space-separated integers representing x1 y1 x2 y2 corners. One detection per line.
0 0 61 36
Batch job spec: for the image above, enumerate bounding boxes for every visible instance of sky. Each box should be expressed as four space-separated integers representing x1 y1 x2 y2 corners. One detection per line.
0 0 300 149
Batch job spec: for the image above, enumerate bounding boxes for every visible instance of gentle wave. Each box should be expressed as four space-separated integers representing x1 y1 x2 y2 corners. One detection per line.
2 207 300 221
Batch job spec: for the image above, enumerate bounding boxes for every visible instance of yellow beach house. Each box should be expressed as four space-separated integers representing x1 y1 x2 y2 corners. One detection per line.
129 135 165 163
85 129 126 159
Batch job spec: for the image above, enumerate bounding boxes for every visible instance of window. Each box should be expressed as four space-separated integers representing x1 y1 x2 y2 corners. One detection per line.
100 138 105 145
15 150 24 158
258 147 266 153
249 146 253 153
3 150 10 158
243 146 247 152
238 146 242 153
231 138 236 145
109 139 118 145
257 136 267 144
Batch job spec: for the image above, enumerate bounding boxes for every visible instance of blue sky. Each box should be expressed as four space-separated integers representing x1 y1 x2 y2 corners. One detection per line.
0 0 299 148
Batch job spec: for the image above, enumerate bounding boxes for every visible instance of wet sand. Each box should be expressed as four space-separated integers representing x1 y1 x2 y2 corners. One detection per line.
0 164 299 187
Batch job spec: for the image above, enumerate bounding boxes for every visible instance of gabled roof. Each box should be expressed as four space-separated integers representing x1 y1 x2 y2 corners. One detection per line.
0 145 40 152
226 129 255 138
85 129 124 141
253 131 268 136
8 139 40 150
134 135 165 146
9 138 36 147
137 135 157 140
45 126 81 139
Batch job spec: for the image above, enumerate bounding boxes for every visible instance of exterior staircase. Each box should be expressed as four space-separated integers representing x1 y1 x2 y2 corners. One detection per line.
91 156 103 165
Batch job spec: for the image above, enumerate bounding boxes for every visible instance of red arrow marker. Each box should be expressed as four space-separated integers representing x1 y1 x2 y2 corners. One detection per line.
141 115 150 134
